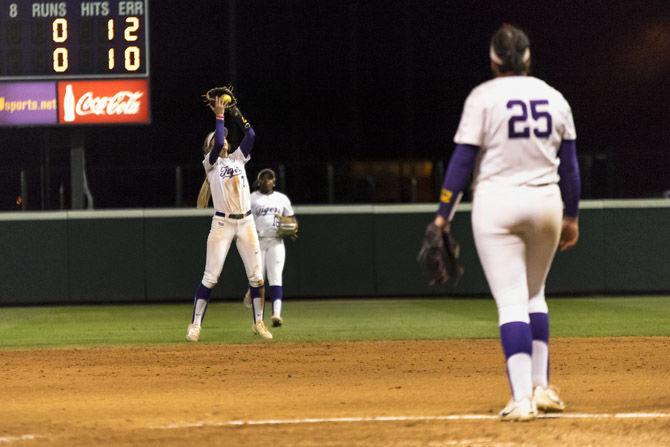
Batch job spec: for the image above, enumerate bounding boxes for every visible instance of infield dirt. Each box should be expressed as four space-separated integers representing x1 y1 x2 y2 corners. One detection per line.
1 337 669 446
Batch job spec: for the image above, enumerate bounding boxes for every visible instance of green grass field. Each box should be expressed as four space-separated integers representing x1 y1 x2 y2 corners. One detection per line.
0 296 669 349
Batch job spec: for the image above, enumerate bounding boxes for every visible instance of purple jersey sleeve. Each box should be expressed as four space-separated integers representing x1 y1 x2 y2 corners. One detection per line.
436 144 479 220
208 117 228 165
239 127 256 157
557 139 580 218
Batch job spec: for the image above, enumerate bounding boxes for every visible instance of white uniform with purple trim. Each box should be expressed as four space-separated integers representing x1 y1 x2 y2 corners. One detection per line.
455 74 577 406
201 147 262 289
250 190 295 286
455 75 576 323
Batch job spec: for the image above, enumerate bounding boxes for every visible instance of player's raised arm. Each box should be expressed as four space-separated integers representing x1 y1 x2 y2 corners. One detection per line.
206 95 230 165
228 105 256 157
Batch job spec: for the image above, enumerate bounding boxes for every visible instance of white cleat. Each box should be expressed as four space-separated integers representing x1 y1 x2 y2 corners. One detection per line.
499 397 538 422
533 385 566 412
253 321 273 340
271 314 283 327
242 289 252 309
186 323 201 342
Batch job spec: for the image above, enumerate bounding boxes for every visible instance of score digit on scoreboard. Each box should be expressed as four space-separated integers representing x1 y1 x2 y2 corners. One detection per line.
0 1 150 126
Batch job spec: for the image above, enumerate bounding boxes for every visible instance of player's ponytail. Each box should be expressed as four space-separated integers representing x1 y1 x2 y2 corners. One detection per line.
196 132 215 208
490 24 531 75
196 178 211 208
203 132 214 154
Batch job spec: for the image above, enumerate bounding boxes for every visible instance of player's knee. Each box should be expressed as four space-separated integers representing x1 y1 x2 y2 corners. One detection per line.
267 274 282 286
528 295 548 314
201 274 218 289
498 303 529 326
249 277 264 288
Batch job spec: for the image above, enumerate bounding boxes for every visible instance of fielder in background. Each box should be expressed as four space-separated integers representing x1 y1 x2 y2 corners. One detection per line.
186 88 273 342
432 24 580 421
244 168 298 327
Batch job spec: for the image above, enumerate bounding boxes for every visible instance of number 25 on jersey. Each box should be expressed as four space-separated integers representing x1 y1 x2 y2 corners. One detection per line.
507 99 552 139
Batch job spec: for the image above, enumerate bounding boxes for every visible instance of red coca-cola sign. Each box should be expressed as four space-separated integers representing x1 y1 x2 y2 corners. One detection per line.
58 80 150 124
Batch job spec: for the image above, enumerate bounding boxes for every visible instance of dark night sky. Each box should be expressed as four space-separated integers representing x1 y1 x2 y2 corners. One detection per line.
1 0 669 208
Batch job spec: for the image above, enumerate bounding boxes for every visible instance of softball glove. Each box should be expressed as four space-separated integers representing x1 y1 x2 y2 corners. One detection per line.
276 215 299 239
203 85 237 109
417 222 464 286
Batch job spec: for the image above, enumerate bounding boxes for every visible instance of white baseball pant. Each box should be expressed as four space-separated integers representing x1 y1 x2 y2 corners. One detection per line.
201 215 264 289
259 237 286 286
471 184 563 325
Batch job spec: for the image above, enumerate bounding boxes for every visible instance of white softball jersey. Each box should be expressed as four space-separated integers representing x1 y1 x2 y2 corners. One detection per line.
200 146 262 290
250 191 295 238
454 76 576 192
203 148 252 215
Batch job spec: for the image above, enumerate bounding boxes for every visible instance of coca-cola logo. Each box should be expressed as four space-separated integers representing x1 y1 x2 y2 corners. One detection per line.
58 80 150 124
75 91 144 116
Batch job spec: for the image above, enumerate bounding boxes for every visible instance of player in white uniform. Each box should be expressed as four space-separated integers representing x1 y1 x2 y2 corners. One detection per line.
433 25 581 421
245 168 296 327
186 94 273 342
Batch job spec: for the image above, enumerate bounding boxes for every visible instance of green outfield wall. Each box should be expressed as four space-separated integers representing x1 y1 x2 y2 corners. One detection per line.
1 200 669 305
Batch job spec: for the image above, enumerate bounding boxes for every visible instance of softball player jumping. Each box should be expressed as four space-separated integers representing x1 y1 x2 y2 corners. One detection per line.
186 94 273 342
244 168 297 327
433 24 580 421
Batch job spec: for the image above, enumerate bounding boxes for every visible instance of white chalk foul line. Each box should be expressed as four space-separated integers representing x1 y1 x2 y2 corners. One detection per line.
157 412 670 429
0 434 42 444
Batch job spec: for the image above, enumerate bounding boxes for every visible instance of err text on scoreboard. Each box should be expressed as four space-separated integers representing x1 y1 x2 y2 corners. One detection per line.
0 0 150 126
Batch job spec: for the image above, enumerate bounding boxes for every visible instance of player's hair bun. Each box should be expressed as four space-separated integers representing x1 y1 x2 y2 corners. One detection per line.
490 24 531 75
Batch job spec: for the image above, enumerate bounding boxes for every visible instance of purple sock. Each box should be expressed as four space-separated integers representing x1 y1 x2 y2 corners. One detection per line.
195 283 212 300
500 321 533 401
269 285 283 301
529 313 549 343
192 283 212 325
530 312 550 387
500 321 533 358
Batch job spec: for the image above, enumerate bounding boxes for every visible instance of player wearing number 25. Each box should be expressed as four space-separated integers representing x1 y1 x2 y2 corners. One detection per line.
432 24 580 421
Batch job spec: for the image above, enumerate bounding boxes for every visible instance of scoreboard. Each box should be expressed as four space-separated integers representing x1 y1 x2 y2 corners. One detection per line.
0 0 149 79
0 0 150 125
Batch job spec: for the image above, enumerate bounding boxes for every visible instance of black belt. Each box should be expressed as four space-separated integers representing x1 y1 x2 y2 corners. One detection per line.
215 210 251 219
